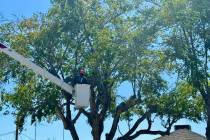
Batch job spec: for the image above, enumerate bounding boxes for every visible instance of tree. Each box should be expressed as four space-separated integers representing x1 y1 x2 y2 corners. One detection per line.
158 0 210 139
0 0 204 140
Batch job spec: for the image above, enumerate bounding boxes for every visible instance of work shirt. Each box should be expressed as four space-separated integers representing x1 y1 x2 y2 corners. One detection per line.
74 75 88 84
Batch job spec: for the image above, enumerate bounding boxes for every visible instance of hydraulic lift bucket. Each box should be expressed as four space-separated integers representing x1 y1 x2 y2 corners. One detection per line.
75 84 90 108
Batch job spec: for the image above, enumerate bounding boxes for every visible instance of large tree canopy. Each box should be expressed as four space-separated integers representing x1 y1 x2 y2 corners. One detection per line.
0 0 207 140
158 0 210 139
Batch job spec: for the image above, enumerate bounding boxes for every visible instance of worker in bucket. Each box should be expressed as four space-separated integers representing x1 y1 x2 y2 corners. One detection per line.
74 68 88 84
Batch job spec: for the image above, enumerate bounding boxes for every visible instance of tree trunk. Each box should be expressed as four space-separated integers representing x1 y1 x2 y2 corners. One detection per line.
92 126 100 140
67 112 79 140
92 129 101 140
69 128 79 140
92 119 102 140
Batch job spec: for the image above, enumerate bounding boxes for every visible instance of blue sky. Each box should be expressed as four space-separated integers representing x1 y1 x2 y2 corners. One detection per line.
0 1 207 140
0 0 50 19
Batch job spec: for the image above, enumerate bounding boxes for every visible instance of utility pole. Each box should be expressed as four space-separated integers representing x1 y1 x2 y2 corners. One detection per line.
35 122 37 140
63 127 64 140
15 124 18 140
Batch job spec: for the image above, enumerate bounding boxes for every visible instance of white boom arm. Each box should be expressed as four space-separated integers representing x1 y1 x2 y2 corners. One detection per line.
0 43 73 94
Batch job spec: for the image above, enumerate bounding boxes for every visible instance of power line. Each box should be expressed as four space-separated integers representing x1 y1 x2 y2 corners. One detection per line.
22 133 34 140
0 131 15 136
0 131 34 140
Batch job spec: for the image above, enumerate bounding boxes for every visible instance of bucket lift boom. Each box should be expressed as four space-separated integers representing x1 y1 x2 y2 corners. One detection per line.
0 43 90 108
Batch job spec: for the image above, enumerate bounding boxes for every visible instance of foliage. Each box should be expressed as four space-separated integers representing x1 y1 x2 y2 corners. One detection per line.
0 0 207 140
158 0 210 139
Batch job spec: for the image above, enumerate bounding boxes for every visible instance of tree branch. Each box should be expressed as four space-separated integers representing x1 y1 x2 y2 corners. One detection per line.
56 99 79 140
118 112 150 139
72 110 82 124
106 96 139 140
106 106 122 140
99 87 111 121
55 106 69 129
118 125 123 136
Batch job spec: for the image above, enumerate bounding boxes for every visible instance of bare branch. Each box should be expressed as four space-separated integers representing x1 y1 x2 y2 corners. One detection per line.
106 106 122 140
55 106 69 129
125 129 170 140
118 125 123 136
72 110 82 124
145 0 161 7
118 112 149 139
106 96 139 140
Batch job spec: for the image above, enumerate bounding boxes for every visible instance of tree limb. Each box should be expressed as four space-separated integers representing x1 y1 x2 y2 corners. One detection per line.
119 112 150 139
55 106 69 129
106 96 139 140
123 129 170 140
72 110 82 124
